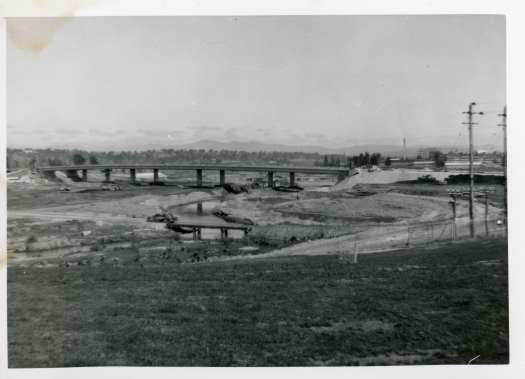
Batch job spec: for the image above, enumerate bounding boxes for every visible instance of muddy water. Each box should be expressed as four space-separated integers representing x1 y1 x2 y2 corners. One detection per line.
181 228 245 240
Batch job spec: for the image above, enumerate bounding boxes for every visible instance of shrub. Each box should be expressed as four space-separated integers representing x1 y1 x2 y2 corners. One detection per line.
416 175 442 184
90 243 104 252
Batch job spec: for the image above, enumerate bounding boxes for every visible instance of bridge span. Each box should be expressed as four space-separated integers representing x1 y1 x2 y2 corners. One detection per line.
36 164 350 188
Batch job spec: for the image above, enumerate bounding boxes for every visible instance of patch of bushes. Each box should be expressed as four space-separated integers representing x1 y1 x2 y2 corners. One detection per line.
90 242 104 252
397 175 443 185
26 235 37 244
446 174 505 185
65 170 82 182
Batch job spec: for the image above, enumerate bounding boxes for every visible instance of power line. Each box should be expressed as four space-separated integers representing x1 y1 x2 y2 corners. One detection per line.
498 105 507 234
462 102 484 237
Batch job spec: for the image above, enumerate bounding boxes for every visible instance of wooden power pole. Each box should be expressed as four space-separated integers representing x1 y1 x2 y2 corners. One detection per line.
462 102 484 237
498 105 507 234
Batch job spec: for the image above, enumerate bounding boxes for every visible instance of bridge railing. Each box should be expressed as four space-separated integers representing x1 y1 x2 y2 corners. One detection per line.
35 164 349 174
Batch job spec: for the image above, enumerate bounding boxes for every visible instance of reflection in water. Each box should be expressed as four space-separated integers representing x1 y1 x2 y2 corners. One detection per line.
179 228 244 240
170 200 245 240
172 200 223 216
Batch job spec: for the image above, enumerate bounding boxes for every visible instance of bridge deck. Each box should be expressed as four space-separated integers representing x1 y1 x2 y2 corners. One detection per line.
174 222 251 230
36 164 348 175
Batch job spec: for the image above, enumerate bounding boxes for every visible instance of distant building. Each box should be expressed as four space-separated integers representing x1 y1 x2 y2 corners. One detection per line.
445 160 483 170
416 147 441 160
412 160 434 168
385 158 413 168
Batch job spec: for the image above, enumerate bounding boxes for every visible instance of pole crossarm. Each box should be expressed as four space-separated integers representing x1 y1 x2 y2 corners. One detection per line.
463 101 484 238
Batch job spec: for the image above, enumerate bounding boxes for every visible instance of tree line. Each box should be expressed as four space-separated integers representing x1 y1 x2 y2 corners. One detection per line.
6 148 325 170
315 152 382 168
7 148 449 170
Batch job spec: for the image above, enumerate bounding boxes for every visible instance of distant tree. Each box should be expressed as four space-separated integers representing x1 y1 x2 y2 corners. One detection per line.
89 155 99 165
385 157 392 167
28 157 37 170
370 153 381 166
48 158 64 166
431 151 447 168
73 153 86 165
364 152 370 167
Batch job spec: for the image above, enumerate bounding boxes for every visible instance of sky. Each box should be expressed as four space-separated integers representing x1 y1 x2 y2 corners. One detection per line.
7 15 506 151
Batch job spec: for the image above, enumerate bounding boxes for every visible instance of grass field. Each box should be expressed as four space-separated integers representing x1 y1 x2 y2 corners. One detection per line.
8 238 508 367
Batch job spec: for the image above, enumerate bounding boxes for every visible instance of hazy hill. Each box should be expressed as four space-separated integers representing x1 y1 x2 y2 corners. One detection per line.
180 139 407 155
179 139 495 156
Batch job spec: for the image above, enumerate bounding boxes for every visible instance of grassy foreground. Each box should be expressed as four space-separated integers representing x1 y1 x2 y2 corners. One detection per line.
8 238 508 367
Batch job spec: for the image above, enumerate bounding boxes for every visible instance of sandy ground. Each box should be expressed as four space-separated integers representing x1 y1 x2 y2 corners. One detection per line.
8 190 216 219
206 191 504 262
7 170 506 265
228 203 505 261
275 192 448 221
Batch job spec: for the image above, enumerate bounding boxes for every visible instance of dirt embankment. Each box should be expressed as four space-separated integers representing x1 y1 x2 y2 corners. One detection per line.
7 174 506 266
274 192 450 222
237 198 504 260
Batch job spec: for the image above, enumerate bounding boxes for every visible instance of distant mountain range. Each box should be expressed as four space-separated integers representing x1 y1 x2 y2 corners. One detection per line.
178 139 500 156
9 139 501 155
179 139 414 155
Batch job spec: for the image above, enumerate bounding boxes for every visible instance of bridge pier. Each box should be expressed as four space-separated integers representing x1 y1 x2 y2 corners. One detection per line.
267 171 274 188
37 165 350 188
196 169 203 187
153 168 159 183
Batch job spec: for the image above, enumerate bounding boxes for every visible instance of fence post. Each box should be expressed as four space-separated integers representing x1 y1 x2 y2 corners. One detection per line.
449 194 457 241
485 193 489 236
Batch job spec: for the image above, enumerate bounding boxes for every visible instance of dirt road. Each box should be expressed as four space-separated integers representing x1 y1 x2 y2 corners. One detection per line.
223 199 505 261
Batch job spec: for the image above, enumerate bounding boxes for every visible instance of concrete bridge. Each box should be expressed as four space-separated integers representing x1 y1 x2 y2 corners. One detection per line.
36 164 350 188
173 221 251 240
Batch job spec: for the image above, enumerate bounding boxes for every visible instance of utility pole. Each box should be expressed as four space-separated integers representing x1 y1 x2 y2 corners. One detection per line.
462 102 484 237
498 105 507 234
